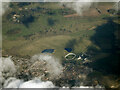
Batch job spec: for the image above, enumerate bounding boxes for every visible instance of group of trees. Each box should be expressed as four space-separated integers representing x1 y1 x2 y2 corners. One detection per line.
58 8 76 15
19 15 35 27
9 2 31 8
107 9 120 15
47 18 56 26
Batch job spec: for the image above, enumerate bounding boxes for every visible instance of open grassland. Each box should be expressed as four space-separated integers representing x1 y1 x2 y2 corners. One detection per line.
2 2 116 58
2 2 120 88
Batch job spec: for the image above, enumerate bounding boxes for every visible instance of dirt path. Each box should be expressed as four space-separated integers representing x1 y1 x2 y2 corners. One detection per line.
64 14 79 18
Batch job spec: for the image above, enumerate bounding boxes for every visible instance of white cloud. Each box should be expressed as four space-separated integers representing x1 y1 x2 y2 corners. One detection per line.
19 78 55 88
4 77 55 88
4 77 23 88
0 57 16 88
61 0 120 15
31 54 63 78
0 0 10 16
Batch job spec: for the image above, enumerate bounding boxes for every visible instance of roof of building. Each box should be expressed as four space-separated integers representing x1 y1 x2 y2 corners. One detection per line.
64 48 72 52
41 49 54 53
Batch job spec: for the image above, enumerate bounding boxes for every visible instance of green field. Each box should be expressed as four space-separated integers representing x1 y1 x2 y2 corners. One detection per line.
2 2 120 88
2 2 114 58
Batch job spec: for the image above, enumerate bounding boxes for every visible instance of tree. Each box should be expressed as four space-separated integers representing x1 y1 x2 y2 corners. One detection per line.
47 18 55 26
20 15 35 27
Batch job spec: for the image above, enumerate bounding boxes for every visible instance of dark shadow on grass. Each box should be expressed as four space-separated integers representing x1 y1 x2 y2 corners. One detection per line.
20 15 35 28
65 39 77 52
87 17 120 75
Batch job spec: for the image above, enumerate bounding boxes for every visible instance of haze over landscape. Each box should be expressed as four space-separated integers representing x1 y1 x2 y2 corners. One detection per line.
0 0 120 89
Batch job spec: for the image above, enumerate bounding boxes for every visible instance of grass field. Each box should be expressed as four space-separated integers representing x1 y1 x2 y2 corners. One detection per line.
2 2 120 88
2 2 114 58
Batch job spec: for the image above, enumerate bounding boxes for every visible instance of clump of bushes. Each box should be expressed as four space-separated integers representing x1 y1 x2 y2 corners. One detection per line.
47 18 56 26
